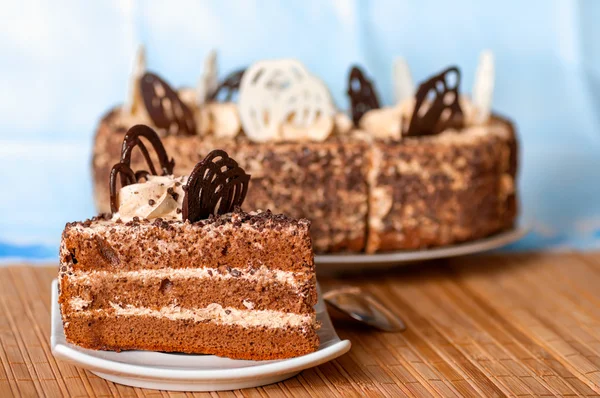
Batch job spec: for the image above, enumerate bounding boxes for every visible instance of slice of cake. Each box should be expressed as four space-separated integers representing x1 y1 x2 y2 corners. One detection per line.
59 125 319 360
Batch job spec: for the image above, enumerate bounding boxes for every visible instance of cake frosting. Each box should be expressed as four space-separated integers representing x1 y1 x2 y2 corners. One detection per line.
67 302 315 330
114 175 187 221
67 264 305 288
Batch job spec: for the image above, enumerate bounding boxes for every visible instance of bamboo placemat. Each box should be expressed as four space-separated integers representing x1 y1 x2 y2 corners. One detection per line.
2 252 600 397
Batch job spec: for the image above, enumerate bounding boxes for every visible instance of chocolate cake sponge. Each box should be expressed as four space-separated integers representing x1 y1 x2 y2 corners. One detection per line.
367 115 518 252
58 210 320 360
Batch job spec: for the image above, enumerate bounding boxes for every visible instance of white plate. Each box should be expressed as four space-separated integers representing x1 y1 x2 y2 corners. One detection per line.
50 280 351 391
315 226 528 274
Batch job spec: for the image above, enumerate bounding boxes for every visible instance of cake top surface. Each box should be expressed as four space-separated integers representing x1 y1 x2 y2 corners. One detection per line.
111 49 505 144
66 208 310 233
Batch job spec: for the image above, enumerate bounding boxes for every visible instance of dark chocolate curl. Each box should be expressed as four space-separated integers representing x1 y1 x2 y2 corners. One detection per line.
121 124 175 176
108 125 175 213
208 68 246 102
140 72 197 135
347 65 381 126
109 163 136 213
182 150 250 223
405 66 464 137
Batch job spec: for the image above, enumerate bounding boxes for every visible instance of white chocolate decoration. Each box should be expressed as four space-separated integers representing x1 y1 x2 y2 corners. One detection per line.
196 49 218 105
123 45 146 116
471 50 494 125
393 57 414 104
239 59 335 143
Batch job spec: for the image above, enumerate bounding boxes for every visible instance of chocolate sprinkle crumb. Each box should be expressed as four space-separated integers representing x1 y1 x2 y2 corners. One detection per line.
149 199 156 206
167 187 180 201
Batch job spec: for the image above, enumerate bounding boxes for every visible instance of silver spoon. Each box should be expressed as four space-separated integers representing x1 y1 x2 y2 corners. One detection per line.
322 286 406 332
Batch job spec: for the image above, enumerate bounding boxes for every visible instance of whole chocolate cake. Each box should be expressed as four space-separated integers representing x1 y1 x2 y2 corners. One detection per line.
92 49 518 253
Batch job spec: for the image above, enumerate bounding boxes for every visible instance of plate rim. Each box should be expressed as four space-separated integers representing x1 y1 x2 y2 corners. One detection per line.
315 226 529 265
50 280 351 382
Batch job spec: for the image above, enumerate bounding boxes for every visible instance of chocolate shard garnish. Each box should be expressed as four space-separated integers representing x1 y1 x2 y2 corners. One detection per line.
405 66 464 137
347 65 381 126
182 150 250 223
208 68 246 102
140 72 196 136
109 125 175 213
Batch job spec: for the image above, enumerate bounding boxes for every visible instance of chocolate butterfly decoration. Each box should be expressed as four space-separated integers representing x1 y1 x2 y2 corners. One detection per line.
347 66 381 126
140 72 197 136
405 66 464 137
182 150 250 223
208 68 246 102
109 125 175 213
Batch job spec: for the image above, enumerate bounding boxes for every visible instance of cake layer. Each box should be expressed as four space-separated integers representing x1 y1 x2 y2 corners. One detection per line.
66 265 309 289
63 312 319 360
366 115 518 252
69 304 314 329
93 108 369 253
59 210 314 273
60 267 317 314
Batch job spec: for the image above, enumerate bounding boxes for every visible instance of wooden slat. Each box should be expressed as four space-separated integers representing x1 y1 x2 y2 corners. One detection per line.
2 253 600 396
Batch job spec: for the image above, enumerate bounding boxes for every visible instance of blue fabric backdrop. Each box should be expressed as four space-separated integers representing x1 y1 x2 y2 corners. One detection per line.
1 0 599 261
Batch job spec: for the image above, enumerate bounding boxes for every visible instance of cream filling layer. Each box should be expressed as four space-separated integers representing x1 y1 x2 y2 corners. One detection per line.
67 265 303 288
69 301 314 329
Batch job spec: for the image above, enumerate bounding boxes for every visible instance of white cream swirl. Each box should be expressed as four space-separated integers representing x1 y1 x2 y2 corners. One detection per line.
113 175 187 221
197 102 241 138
